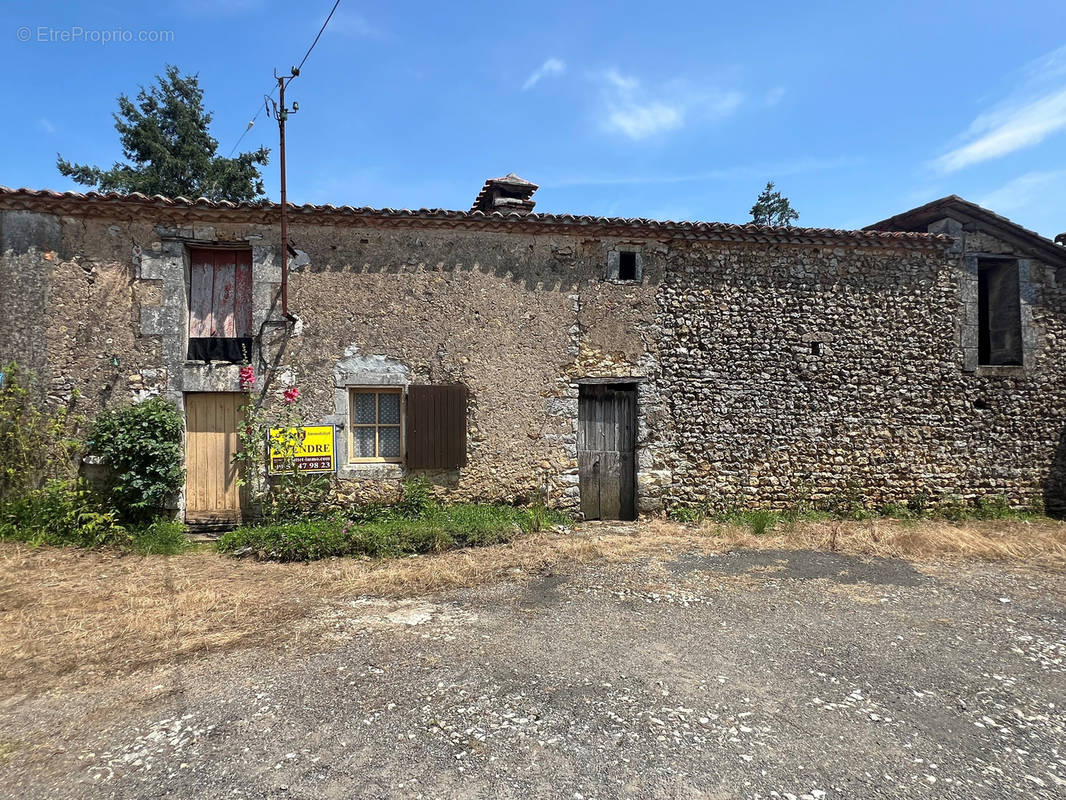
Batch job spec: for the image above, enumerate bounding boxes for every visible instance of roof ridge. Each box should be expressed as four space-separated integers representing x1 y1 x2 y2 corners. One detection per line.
0 186 953 249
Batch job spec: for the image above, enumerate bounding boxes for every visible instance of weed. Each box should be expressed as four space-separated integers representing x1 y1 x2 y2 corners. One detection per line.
130 519 191 555
0 480 129 549
745 510 778 536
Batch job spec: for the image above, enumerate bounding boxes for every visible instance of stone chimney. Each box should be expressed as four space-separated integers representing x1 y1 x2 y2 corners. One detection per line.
470 173 538 215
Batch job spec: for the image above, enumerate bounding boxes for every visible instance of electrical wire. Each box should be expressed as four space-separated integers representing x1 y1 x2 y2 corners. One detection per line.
296 0 342 74
226 87 276 158
224 0 343 158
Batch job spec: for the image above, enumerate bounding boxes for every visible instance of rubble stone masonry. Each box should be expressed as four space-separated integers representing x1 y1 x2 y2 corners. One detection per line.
2 192 1064 514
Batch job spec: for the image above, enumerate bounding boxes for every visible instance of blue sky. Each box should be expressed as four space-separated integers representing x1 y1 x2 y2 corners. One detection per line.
2 1 1065 236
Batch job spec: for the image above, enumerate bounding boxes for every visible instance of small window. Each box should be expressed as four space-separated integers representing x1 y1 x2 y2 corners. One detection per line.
607 250 642 282
349 388 403 462
977 259 1022 366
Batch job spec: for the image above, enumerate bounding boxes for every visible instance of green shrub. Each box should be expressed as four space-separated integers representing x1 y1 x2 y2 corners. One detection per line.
88 397 184 522
218 501 571 563
0 480 129 548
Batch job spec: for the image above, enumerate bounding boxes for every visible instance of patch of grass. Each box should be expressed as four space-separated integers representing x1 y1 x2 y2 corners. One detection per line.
218 503 571 563
130 519 192 555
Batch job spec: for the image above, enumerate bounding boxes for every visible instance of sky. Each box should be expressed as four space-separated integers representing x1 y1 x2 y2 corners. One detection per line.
2 0 1065 236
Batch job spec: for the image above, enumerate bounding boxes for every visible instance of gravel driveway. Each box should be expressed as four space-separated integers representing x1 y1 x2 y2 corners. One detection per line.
2 547 1064 799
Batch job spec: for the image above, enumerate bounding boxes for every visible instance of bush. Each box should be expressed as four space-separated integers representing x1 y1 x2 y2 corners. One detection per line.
218 501 571 562
0 480 129 548
88 397 184 522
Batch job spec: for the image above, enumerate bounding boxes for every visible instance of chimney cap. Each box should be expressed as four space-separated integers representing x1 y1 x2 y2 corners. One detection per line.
471 173 539 214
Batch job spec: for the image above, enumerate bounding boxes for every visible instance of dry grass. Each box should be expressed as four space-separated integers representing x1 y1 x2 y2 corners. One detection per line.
2 517 1064 696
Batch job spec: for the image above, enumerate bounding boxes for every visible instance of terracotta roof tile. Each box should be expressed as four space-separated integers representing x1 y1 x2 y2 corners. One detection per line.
0 186 953 250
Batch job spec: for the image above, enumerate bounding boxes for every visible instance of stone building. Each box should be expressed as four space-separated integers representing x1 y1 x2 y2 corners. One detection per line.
1 177 1065 523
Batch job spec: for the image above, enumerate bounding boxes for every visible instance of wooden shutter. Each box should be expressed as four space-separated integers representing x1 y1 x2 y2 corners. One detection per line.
406 384 468 469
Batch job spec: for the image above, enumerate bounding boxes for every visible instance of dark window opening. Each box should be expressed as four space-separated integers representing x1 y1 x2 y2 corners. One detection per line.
810 341 821 356
975 397 989 410
618 251 638 281
977 259 1022 366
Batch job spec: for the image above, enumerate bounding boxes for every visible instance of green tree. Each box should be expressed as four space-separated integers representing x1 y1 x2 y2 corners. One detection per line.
749 181 800 227
57 65 269 202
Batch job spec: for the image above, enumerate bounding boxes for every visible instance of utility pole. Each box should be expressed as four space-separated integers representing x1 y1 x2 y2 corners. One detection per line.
270 67 299 319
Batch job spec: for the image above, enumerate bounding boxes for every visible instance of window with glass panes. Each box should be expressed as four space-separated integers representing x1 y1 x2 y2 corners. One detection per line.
349 389 403 462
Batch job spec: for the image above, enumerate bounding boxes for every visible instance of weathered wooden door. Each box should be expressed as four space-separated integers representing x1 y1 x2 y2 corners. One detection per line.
578 384 637 520
185 392 245 524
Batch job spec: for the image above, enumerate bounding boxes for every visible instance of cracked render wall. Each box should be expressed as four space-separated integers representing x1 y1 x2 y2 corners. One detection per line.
3 201 1066 513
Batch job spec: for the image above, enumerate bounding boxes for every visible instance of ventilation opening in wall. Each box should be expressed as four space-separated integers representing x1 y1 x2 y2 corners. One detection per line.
975 397 989 410
618 251 638 281
810 341 822 356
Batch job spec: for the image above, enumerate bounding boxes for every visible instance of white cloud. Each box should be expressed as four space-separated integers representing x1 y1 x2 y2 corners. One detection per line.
596 69 743 140
932 44 1066 173
39 118 55 135
523 58 566 90
765 86 786 107
978 169 1066 214
606 101 684 139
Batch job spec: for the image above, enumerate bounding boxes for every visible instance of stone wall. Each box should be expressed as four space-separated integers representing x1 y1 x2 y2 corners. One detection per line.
655 236 1066 510
3 198 1065 515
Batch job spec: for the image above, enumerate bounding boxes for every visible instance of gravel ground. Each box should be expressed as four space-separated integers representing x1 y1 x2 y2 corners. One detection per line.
1 547 1064 799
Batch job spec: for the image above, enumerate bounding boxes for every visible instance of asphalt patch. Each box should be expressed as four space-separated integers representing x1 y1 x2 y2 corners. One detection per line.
667 548 925 586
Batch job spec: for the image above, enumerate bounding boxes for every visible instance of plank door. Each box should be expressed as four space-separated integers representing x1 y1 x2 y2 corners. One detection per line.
185 392 246 524
578 384 637 521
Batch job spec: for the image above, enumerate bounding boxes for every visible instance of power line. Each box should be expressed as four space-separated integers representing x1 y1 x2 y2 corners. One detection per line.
226 87 275 158
224 0 342 159
296 0 342 74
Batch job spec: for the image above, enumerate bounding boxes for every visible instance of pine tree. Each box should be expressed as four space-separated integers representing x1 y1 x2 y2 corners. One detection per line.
749 181 800 227
57 65 269 202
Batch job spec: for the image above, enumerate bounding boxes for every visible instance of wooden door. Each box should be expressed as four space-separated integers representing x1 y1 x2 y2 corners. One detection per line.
185 392 245 524
578 384 637 520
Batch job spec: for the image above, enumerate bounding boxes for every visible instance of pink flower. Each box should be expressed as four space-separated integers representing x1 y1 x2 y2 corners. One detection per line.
239 366 255 389
283 386 301 404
